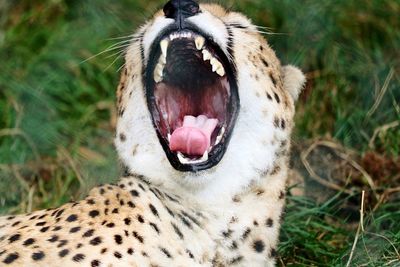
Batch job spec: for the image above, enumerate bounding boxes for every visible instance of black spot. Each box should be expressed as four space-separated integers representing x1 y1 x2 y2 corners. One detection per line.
253 240 265 253
149 222 160 234
230 241 238 250
124 218 131 225
137 215 145 223
266 92 273 100
127 201 135 208
186 249 194 259
3 253 19 264
133 231 144 243
66 214 78 222
171 223 184 239
40 226 50 233
8 234 21 243
57 240 68 248
89 210 100 218
274 92 280 103
23 238 35 246
119 133 126 142
138 183 146 191
130 190 139 197
54 209 65 218
270 73 277 86
32 251 45 261
266 218 274 227
222 230 232 238
83 229 95 238
160 247 172 258
72 253 85 262
100 248 107 254
127 248 134 255
270 248 278 258
11 221 20 227
114 251 122 259
91 259 100 267
35 221 46 226
53 226 62 231
253 220 259 226
48 235 59 242
279 191 285 199
70 226 81 233
59 249 69 258
106 223 115 228
178 214 192 228
99 188 105 195
114 235 123 245
90 237 102 246
230 256 244 264
112 208 119 214
281 119 286 129
6 216 15 220
274 117 280 128
181 211 200 226
242 228 251 240
87 199 95 205
119 200 125 206
261 58 269 68
104 199 110 205
165 206 175 217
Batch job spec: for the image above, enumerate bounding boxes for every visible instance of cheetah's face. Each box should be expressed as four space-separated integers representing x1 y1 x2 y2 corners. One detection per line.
116 1 305 199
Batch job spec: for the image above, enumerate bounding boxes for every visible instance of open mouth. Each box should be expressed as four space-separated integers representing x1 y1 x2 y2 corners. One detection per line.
146 28 239 172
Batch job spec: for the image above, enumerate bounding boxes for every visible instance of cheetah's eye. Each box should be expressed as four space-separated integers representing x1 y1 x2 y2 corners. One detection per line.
146 28 239 172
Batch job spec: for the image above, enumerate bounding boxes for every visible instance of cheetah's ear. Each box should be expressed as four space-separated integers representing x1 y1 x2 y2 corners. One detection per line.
282 65 306 102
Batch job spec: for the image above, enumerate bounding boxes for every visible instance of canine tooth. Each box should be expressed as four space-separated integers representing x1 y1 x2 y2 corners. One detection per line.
195 36 205 50
154 71 162 83
160 39 169 57
215 127 225 145
154 63 164 83
202 49 211 61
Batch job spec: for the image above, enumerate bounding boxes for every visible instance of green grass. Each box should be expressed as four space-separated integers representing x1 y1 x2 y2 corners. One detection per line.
0 0 399 265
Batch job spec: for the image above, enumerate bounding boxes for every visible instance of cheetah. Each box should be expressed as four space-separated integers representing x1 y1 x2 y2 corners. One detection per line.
0 1 305 266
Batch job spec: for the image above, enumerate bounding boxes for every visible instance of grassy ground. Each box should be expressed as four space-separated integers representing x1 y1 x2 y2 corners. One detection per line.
0 0 399 266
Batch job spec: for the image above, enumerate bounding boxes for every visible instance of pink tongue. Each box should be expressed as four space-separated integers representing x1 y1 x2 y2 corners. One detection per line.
170 115 218 156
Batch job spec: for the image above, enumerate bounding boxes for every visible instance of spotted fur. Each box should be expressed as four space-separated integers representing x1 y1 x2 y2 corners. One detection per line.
0 3 305 266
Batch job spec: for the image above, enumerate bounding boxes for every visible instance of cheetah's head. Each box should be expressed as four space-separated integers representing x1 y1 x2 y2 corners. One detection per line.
115 1 305 200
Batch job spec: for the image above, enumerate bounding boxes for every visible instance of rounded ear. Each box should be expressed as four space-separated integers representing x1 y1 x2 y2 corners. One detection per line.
282 65 306 102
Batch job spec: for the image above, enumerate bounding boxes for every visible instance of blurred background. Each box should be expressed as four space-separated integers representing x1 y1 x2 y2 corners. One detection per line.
0 0 399 265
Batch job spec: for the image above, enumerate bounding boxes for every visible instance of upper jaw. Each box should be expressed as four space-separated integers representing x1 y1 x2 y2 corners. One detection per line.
145 25 240 173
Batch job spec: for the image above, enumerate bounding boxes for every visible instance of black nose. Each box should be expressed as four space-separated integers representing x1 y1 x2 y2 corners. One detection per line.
163 0 200 21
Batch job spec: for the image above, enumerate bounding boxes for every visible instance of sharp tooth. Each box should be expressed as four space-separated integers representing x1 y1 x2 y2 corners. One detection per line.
210 58 218 72
160 39 169 57
195 36 205 50
154 63 164 83
202 49 211 61
216 65 225 77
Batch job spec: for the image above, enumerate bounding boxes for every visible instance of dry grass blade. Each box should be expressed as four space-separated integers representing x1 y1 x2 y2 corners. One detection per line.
346 190 365 267
301 140 353 194
58 146 85 187
0 128 41 161
301 140 378 200
366 68 395 119
368 121 400 149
